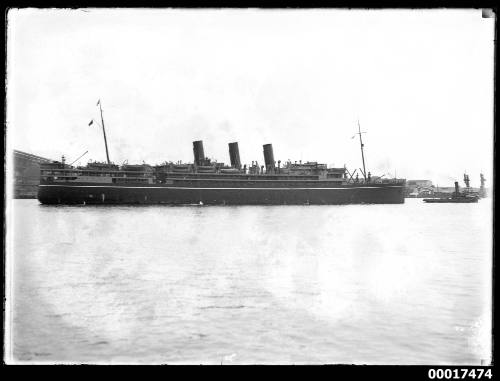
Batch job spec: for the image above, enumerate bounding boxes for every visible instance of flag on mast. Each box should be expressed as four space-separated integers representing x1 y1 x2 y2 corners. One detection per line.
88 120 94 126
96 99 100 106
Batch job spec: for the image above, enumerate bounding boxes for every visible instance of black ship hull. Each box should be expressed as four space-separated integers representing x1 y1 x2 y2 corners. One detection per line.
423 197 478 203
38 182 405 205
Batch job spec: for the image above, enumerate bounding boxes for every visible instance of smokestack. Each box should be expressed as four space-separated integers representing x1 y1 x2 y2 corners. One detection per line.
454 181 460 196
263 144 275 173
193 140 205 166
228 142 241 169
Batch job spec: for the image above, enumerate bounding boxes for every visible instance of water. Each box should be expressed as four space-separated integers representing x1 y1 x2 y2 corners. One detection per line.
5 198 492 364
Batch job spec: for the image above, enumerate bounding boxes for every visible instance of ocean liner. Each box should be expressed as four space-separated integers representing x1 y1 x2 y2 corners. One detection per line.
37 103 405 205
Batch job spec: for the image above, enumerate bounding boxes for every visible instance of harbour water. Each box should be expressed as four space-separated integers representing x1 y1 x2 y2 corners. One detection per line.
5 198 492 364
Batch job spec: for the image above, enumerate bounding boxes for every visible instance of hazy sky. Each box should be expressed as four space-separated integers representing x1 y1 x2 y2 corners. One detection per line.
7 8 495 186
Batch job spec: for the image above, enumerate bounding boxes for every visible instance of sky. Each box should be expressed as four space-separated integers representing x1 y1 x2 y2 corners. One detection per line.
6 8 495 187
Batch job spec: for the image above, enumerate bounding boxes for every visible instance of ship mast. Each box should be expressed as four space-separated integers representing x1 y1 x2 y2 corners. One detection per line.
98 100 111 165
356 120 367 181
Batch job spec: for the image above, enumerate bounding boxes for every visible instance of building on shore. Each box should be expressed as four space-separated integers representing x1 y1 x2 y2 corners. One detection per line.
14 150 52 198
405 180 434 197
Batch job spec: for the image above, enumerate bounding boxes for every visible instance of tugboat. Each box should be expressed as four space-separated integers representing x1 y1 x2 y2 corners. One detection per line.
423 179 479 203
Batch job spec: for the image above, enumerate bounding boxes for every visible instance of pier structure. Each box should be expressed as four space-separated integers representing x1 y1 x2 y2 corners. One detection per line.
14 150 52 198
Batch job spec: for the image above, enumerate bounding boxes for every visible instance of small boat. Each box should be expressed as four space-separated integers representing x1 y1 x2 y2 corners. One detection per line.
423 196 478 203
423 181 479 203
